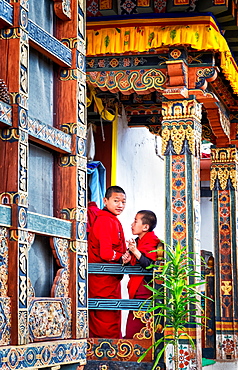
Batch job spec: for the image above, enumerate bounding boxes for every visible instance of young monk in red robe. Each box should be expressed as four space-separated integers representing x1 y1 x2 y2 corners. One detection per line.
125 210 160 339
88 186 131 338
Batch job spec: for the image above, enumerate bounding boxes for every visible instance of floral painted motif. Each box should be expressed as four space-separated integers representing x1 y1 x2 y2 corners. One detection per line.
178 348 190 368
219 335 235 356
120 0 137 14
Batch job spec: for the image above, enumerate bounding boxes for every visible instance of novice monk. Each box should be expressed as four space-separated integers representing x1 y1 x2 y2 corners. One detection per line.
88 185 131 338
125 210 160 339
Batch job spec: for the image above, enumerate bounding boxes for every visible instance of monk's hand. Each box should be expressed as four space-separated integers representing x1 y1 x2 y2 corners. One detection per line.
122 250 131 265
127 239 141 260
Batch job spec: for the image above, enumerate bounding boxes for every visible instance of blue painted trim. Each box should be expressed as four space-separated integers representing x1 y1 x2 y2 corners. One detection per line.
28 20 72 67
28 212 71 238
88 263 153 275
87 12 217 25
0 0 13 26
28 117 72 153
0 205 11 226
88 298 151 310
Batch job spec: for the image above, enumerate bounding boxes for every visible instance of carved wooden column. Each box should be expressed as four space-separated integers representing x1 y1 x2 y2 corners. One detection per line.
54 0 88 340
161 98 202 370
0 0 29 345
210 146 238 360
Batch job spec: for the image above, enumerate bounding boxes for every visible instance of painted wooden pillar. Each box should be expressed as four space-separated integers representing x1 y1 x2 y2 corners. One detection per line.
210 146 238 360
161 98 202 370
54 0 88 340
0 0 29 345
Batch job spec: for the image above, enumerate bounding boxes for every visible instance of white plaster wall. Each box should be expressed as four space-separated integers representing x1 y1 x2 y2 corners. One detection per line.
116 111 165 243
203 362 238 370
200 197 213 253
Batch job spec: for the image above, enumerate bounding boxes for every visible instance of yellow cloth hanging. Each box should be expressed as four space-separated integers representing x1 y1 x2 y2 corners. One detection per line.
87 85 116 122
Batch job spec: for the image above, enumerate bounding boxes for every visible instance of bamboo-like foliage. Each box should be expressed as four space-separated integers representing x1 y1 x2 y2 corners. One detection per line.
138 242 211 370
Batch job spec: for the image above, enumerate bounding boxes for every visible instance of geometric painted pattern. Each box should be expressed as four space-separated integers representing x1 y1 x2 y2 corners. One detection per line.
154 0 166 12
0 101 12 127
28 117 71 153
120 0 137 15
0 339 87 369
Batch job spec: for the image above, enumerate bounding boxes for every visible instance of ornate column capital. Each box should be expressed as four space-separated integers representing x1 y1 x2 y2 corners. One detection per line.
161 99 202 156
210 147 238 190
162 99 202 121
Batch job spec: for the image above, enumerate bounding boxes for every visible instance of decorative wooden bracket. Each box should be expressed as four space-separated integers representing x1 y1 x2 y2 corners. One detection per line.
163 60 189 99
53 0 71 20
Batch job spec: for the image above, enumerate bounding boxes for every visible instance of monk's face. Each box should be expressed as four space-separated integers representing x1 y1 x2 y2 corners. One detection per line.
104 192 126 216
131 213 149 238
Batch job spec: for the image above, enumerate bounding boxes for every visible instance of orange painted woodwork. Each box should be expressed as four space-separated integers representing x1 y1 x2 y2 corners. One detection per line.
200 158 211 181
0 39 21 93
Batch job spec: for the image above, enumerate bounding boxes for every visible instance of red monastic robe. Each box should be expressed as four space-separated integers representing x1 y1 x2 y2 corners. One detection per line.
87 201 100 233
126 231 159 339
88 209 126 338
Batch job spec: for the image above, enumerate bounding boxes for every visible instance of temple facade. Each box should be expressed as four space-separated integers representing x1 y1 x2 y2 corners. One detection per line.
0 0 238 369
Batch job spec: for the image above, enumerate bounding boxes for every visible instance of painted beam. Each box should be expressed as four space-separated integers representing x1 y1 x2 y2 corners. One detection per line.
88 298 151 310
0 0 13 26
28 212 71 238
28 20 72 67
28 117 71 153
87 53 214 71
88 263 153 275
0 205 11 226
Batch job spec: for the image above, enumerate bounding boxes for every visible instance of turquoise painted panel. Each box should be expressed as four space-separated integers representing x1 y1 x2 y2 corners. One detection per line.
0 205 11 226
88 263 153 275
88 298 151 310
28 212 71 238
